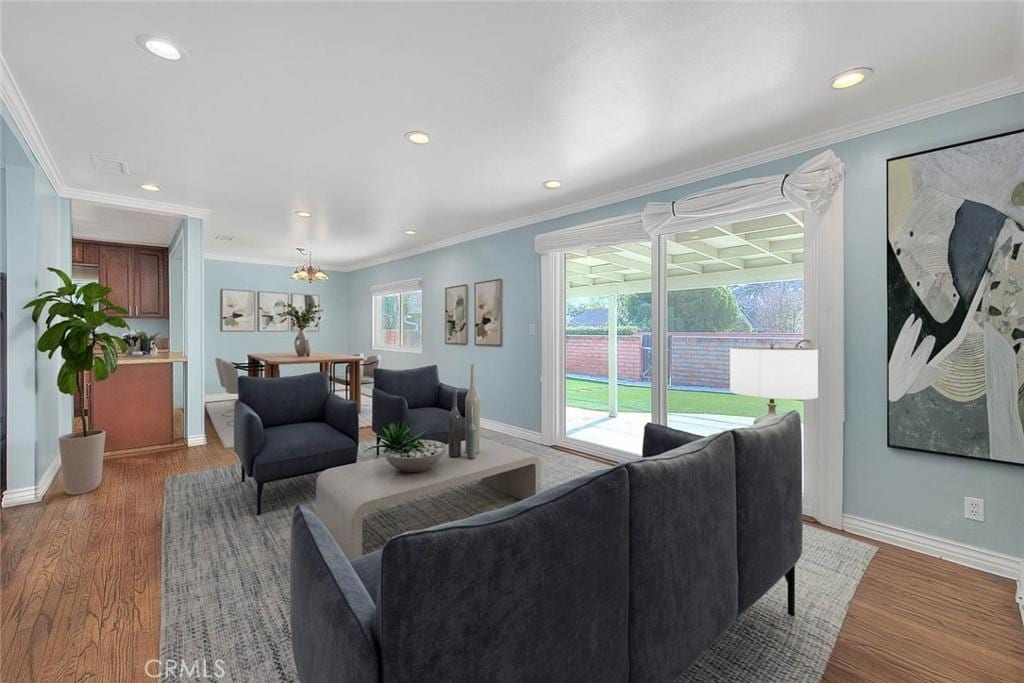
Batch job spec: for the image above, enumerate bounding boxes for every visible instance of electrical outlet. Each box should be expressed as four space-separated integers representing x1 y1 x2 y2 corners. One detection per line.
964 496 985 522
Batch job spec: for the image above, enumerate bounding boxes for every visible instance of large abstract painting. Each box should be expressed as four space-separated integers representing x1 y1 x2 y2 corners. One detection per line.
445 284 468 345
887 128 1024 464
474 279 502 346
221 289 255 332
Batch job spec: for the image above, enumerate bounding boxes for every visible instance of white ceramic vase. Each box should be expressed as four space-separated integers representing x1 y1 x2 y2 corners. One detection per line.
294 329 311 356
59 430 105 494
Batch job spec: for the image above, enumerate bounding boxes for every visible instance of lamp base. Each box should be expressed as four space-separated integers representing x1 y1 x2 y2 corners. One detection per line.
754 399 778 424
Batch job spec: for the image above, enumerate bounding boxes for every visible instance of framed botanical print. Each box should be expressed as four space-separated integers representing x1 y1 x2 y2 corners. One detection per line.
221 289 255 332
292 293 321 332
444 284 469 345
474 279 502 346
258 291 291 332
887 127 1024 465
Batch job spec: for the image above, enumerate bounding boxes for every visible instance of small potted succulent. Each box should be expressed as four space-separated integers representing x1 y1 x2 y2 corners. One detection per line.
26 268 128 494
375 423 445 473
283 302 322 357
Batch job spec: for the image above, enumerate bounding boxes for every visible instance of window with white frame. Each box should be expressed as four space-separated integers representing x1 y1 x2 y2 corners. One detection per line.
372 279 423 352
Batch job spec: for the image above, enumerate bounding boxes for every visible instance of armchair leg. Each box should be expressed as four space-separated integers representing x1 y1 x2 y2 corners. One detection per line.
786 566 795 616
256 481 263 515
241 466 245 482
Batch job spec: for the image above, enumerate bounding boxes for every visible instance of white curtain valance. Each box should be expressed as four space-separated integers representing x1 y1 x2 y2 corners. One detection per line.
534 213 647 254
641 149 845 236
370 278 422 295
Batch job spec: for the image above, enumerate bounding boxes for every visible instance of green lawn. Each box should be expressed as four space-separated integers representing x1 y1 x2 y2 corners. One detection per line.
566 378 804 418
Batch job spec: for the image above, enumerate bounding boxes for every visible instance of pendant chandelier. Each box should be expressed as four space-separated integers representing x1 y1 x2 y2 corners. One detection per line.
290 247 329 283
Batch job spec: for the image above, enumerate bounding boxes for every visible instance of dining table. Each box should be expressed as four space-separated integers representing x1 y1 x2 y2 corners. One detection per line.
245 352 365 411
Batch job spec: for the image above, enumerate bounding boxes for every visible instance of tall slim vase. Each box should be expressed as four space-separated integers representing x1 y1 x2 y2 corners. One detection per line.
465 364 480 458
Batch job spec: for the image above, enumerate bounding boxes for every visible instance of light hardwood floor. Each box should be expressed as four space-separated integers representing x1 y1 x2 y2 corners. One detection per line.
2 420 1022 681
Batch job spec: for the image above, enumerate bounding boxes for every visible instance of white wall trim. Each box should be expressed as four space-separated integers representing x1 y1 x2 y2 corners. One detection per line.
341 76 1024 273
844 514 1023 579
0 455 61 507
0 54 65 193
204 253 333 270
0 54 211 220
1017 561 1023 625
480 418 547 446
186 434 208 447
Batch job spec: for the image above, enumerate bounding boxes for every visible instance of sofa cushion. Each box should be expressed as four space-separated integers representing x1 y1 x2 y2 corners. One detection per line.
253 422 357 482
626 431 738 682
290 506 380 683
732 411 803 611
374 365 440 409
350 550 382 604
238 372 329 428
406 407 451 441
642 422 703 457
377 466 630 683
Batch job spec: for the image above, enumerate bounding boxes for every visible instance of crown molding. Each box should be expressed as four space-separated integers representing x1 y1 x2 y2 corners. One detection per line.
203 252 347 272
341 75 1024 272
1 54 212 220
0 54 66 192
62 187 211 220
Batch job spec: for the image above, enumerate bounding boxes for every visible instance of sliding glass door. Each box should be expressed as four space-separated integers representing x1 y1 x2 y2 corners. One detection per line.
563 240 651 456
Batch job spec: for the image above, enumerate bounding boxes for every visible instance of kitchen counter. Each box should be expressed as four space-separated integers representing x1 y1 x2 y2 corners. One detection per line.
116 351 187 365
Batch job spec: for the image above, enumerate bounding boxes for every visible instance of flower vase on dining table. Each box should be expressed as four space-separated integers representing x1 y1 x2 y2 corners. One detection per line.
294 329 311 357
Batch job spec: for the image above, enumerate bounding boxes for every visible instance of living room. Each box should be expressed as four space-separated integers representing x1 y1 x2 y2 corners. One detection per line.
2 2 1024 681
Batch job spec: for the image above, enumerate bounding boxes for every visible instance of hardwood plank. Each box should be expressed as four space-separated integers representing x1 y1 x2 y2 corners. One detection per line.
1 424 1021 681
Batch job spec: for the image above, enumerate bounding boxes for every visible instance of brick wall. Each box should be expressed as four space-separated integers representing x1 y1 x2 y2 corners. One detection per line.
565 332 802 389
564 334 644 382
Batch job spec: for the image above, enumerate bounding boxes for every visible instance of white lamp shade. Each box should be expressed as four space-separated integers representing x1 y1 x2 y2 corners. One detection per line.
729 348 819 400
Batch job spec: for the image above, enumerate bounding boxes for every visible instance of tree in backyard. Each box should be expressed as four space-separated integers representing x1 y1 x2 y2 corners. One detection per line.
667 286 749 332
729 281 803 333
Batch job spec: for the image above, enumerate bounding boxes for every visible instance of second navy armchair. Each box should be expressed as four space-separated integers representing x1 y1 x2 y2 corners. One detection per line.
372 365 467 443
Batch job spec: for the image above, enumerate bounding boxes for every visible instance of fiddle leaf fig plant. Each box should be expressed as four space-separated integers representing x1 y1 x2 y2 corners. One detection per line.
25 267 129 437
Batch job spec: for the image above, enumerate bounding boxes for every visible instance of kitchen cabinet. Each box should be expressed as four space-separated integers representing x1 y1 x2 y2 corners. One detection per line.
73 239 167 318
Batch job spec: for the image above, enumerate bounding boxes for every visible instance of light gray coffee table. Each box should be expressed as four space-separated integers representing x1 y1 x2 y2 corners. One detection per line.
316 438 540 558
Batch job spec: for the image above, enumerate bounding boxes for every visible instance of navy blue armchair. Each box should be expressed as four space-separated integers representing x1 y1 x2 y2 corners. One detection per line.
372 365 467 443
235 372 359 514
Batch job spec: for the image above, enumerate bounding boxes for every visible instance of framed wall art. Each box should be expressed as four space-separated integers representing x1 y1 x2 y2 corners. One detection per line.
887 127 1024 464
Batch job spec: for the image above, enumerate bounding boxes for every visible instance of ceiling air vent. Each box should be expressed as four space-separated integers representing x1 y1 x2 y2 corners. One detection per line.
90 155 129 175
213 234 235 242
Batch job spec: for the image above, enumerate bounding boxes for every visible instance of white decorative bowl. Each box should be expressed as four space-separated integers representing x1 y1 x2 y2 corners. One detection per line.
382 440 446 473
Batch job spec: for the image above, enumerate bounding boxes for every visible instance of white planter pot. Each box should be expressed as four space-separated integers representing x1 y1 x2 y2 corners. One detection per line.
59 431 105 494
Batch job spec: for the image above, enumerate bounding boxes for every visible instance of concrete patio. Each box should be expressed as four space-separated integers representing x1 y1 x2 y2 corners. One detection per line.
565 406 753 455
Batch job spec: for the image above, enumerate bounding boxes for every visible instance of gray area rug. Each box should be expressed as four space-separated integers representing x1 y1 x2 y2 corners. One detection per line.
161 430 875 682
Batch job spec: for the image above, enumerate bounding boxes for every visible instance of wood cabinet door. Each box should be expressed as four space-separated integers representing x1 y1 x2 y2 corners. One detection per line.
90 364 173 451
133 247 167 318
98 245 133 313
71 240 84 264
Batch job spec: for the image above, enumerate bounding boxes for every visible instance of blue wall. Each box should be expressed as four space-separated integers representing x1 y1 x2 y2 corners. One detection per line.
1 106 72 495
347 93 1024 557
203 259 351 394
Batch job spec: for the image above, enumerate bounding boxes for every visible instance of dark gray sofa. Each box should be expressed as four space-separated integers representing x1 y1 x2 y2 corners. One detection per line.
371 365 467 442
291 411 802 682
235 372 359 514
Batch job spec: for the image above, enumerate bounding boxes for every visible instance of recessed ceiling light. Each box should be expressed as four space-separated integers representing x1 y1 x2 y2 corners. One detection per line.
405 131 430 145
139 183 161 192
830 67 873 90
543 179 561 190
294 210 312 218
135 35 185 61
404 229 417 235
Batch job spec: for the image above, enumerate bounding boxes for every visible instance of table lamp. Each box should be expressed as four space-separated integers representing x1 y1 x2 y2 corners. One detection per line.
729 341 818 423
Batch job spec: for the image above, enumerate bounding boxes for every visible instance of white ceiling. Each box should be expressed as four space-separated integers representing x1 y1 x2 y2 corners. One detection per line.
71 200 184 246
4 2 1023 270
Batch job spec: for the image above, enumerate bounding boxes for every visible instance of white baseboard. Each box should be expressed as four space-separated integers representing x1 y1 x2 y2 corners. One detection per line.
1 455 61 507
480 418 548 446
843 514 1023 579
1016 562 1023 625
186 434 208 447
205 393 235 403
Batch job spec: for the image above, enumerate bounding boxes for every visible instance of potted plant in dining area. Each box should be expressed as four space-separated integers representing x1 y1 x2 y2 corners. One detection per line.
283 301 322 357
25 268 128 494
